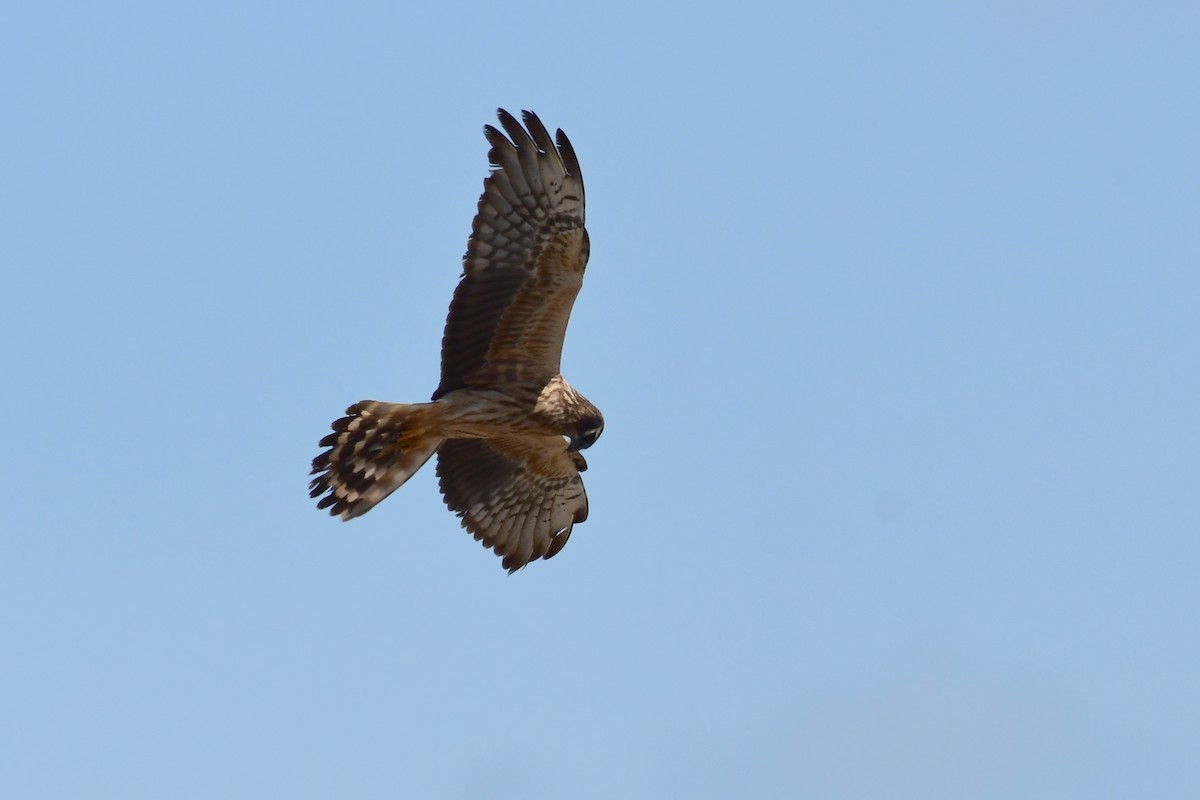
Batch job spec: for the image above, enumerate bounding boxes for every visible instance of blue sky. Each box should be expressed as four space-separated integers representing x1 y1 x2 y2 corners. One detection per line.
3 2 1198 798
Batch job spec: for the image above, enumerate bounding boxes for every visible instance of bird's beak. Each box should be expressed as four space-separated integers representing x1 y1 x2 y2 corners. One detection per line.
566 436 583 453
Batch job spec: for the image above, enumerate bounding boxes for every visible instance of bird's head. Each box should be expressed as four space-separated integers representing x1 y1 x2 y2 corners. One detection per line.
567 413 604 453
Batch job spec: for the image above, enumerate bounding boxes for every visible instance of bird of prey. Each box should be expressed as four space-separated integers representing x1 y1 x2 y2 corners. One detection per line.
310 109 602 572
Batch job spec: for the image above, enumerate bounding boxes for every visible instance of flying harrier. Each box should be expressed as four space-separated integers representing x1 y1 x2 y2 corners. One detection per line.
310 109 602 572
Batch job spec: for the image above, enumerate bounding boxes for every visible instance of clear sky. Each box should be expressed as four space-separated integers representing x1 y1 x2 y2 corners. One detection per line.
3 2 1198 798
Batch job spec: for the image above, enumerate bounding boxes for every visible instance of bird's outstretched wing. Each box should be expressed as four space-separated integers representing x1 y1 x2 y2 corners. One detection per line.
433 109 588 400
436 436 589 572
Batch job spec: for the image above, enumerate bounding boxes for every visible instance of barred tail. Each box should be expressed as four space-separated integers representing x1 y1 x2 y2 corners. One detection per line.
309 400 445 520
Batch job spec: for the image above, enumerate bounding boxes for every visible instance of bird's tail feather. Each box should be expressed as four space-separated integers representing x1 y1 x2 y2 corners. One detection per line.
310 400 445 519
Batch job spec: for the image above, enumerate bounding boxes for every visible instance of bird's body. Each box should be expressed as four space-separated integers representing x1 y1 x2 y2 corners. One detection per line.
310 109 602 572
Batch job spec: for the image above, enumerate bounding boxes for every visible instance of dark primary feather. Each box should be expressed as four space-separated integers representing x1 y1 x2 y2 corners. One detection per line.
434 109 588 400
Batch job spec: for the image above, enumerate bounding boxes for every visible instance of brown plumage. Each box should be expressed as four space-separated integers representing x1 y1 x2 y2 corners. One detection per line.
310 109 603 573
